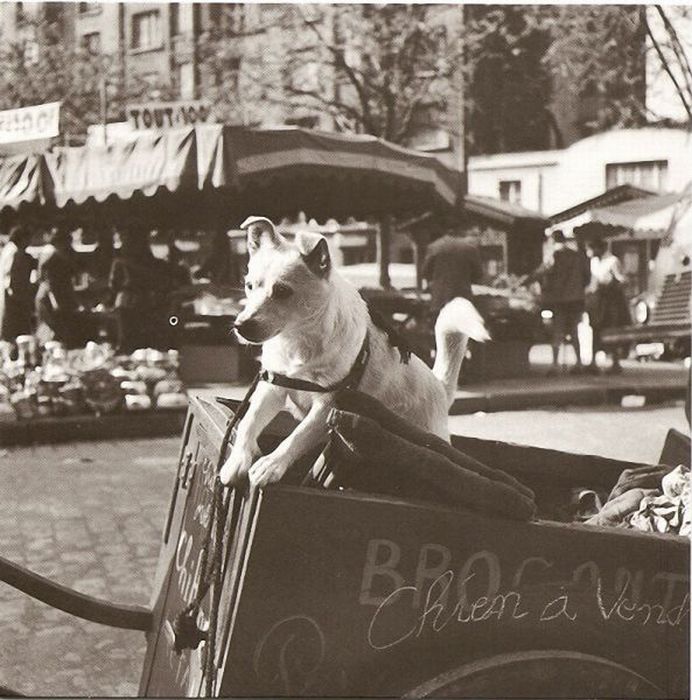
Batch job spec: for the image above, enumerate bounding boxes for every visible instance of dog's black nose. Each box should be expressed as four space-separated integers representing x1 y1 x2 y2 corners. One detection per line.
234 318 261 341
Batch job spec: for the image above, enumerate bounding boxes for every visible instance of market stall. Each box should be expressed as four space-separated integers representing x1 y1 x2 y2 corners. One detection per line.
0 335 189 444
0 124 462 428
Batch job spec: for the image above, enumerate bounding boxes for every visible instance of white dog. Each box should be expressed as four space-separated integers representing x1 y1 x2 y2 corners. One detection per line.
219 216 489 488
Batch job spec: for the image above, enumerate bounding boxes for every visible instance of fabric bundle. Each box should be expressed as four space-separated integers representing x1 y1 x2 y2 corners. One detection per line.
625 465 690 536
323 390 536 522
586 463 690 537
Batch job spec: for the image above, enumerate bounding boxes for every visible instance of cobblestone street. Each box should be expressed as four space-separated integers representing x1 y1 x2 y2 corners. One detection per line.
0 438 179 697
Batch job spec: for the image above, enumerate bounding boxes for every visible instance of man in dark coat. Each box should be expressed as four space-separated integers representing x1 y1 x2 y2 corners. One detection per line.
422 230 483 316
542 230 591 375
0 225 36 342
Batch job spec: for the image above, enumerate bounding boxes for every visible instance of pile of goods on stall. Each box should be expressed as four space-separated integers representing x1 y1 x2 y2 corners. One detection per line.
0 336 188 422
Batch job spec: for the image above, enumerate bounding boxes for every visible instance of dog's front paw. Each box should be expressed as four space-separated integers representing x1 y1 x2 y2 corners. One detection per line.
219 444 256 486
248 453 290 488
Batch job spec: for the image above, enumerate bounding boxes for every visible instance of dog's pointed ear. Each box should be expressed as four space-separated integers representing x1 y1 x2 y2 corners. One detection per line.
296 232 331 278
241 216 281 254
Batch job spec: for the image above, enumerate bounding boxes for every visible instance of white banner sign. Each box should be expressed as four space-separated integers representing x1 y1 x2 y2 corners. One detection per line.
0 102 60 145
127 100 213 131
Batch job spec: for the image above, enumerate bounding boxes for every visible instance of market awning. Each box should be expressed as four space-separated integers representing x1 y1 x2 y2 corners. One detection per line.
548 184 655 226
4 125 461 221
198 124 458 204
463 195 547 227
44 128 198 207
0 152 48 211
589 191 687 238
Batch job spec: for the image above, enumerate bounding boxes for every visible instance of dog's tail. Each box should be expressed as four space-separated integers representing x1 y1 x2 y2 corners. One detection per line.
432 297 490 406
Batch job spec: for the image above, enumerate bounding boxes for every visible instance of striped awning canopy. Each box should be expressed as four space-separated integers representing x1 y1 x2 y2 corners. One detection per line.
1 125 461 221
0 152 48 211
589 191 687 238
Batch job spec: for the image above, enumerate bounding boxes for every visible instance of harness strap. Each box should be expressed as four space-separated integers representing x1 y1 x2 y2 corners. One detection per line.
260 333 370 393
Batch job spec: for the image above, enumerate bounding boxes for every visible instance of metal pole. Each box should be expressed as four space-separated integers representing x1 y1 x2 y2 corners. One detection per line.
100 76 108 145
377 215 392 290
457 4 468 198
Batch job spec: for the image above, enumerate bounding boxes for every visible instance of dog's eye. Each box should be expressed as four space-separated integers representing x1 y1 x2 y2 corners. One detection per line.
272 283 293 300
245 279 254 292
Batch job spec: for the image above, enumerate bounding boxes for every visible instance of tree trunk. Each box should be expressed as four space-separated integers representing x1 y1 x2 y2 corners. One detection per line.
377 216 392 289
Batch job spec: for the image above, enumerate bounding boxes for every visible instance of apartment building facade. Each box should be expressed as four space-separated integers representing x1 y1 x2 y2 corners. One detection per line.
0 4 683 166
0 3 462 162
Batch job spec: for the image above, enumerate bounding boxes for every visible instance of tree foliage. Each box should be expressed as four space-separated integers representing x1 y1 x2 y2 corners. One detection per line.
0 3 689 153
543 5 649 134
464 5 557 154
199 4 457 146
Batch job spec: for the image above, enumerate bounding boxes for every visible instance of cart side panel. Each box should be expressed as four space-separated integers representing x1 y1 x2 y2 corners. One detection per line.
218 487 689 698
139 398 239 698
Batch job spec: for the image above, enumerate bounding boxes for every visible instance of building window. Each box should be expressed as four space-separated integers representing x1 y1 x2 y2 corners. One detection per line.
78 2 100 14
23 38 39 66
82 32 101 54
131 10 163 51
171 3 194 36
285 115 319 129
226 56 241 93
290 60 320 93
499 180 522 205
605 160 668 192
218 2 245 34
177 62 195 99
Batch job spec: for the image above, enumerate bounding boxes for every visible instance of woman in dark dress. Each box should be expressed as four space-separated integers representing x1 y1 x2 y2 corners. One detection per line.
0 226 36 342
35 227 79 347
587 239 631 373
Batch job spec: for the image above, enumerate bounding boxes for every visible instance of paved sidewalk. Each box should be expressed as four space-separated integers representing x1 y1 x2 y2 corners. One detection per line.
0 438 179 697
451 358 687 414
195 347 689 415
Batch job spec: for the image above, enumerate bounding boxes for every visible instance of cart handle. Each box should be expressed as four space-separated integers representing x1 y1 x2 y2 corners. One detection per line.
0 554 152 632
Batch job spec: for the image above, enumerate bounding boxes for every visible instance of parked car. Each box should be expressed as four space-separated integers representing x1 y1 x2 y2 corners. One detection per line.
602 258 691 361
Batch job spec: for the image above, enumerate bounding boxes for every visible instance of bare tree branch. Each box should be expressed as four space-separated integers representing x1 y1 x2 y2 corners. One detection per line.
644 9 692 119
655 5 692 106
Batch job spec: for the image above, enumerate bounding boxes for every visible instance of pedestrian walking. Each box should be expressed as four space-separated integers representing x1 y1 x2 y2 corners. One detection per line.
541 230 591 375
35 227 79 347
422 229 483 317
587 239 631 374
0 225 36 344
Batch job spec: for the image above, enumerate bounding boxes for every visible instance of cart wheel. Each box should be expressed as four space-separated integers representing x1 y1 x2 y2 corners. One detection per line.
402 650 663 699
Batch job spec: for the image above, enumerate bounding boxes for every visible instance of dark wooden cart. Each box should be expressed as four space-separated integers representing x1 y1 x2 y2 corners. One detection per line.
1 396 689 697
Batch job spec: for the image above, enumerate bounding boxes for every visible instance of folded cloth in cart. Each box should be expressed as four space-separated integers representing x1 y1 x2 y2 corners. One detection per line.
334 389 535 501
584 488 659 528
327 408 537 521
626 464 690 536
585 464 690 536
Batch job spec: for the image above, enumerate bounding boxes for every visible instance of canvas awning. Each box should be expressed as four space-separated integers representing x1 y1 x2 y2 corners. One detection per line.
0 152 48 211
8 125 460 221
588 191 687 238
198 125 458 208
44 128 198 207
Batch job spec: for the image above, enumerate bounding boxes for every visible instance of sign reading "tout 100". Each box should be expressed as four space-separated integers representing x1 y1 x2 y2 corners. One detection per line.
127 100 213 131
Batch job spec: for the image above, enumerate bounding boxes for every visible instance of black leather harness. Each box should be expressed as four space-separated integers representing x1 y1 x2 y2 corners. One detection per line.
259 332 371 393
